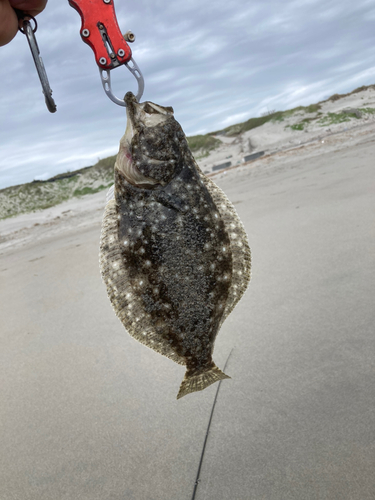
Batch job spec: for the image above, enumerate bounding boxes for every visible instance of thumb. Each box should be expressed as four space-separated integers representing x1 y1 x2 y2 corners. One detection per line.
0 0 19 46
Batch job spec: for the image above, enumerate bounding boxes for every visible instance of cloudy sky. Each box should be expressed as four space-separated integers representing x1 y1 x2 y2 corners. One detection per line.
0 0 374 189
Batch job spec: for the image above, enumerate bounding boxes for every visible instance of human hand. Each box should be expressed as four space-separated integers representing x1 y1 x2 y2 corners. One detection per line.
0 0 47 46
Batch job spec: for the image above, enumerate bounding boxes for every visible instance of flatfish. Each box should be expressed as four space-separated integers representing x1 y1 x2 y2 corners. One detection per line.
99 92 251 399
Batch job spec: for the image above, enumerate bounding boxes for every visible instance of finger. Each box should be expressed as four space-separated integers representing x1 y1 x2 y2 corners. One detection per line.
0 0 19 46
9 0 47 17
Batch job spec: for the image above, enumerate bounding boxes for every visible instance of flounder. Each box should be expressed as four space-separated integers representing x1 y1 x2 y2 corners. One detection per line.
99 92 251 399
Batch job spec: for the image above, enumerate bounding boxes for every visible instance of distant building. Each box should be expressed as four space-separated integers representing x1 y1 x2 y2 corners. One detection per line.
212 161 232 172
242 151 264 163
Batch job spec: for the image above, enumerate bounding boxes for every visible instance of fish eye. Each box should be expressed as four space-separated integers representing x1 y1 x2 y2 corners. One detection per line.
143 102 174 116
144 103 159 115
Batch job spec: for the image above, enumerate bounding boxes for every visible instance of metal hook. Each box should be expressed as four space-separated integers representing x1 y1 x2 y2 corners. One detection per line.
99 57 144 106
19 16 57 113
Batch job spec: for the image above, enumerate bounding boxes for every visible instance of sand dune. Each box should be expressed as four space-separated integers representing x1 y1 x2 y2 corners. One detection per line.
199 84 375 171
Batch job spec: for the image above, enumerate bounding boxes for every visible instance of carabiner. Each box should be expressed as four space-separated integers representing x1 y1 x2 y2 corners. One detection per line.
18 14 57 113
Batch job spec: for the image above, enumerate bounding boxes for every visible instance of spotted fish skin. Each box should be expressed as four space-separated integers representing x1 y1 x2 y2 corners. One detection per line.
99 92 251 399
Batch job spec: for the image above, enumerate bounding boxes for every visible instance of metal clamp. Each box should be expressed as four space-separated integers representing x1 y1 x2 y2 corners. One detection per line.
69 0 144 107
18 15 57 113
99 57 144 106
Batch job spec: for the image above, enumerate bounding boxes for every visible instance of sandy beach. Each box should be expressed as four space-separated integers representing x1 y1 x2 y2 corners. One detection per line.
1 106 375 498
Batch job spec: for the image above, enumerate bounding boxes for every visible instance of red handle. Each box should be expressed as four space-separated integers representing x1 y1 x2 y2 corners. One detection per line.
69 0 132 70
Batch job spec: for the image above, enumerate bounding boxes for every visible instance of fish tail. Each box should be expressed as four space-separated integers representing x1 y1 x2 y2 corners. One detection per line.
177 363 231 399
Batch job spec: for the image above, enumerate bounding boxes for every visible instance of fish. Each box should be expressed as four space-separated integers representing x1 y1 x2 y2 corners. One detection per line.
99 92 251 399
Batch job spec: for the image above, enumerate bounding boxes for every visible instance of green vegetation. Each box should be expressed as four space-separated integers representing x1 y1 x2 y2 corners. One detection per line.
285 105 373 131
360 107 375 114
318 111 360 126
0 155 116 219
287 123 305 131
279 103 322 118
323 84 375 103
73 184 112 197
186 135 222 156
212 103 322 136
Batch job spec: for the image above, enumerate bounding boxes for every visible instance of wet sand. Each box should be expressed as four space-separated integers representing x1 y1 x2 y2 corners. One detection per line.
1 129 375 499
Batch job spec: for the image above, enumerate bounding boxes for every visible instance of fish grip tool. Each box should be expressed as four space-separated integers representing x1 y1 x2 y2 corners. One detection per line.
69 0 144 106
17 12 57 113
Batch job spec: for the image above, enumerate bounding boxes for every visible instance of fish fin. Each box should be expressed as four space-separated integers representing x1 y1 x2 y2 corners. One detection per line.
106 184 115 203
194 162 251 321
177 363 231 399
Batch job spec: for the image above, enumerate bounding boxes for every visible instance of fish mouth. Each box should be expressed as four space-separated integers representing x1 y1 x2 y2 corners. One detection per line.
115 92 176 188
116 93 159 187
125 91 174 129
